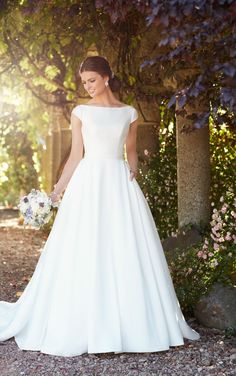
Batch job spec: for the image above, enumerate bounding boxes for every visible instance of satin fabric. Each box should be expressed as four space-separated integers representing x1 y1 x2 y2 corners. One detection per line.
0 105 200 356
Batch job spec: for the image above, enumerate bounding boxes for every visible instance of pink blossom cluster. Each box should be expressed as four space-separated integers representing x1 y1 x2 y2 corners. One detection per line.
197 193 235 266
197 239 217 264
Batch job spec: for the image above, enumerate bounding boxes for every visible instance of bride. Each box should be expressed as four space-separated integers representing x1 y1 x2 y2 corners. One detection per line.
0 55 200 357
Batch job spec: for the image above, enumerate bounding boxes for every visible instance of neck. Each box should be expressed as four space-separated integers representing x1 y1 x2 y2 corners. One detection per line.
90 89 118 106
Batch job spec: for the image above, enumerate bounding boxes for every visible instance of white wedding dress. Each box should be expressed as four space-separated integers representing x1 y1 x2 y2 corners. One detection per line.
0 104 200 357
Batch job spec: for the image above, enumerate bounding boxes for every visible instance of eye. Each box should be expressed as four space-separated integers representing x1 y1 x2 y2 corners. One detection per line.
82 79 95 85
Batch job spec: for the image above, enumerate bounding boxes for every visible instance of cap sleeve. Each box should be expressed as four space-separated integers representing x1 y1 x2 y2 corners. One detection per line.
130 107 138 123
71 105 82 121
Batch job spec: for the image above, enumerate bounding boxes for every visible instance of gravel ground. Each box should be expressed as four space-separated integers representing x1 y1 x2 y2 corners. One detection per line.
0 209 235 376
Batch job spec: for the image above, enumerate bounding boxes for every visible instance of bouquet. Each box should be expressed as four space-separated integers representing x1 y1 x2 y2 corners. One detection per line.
18 188 60 229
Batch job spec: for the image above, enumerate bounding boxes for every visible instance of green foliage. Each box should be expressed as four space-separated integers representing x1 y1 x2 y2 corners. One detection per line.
224 326 236 337
97 0 236 130
0 0 234 315
137 107 235 313
209 118 236 206
0 130 39 206
138 105 177 240
0 0 105 106
165 190 235 315
0 72 49 207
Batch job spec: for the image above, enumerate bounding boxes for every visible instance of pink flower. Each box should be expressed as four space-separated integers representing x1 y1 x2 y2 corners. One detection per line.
213 243 220 251
212 227 220 237
221 203 229 213
213 223 222 231
225 233 232 241
197 251 204 259
202 253 208 259
208 252 214 257
211 233 218 241
185 267 193 276
218 237 225 243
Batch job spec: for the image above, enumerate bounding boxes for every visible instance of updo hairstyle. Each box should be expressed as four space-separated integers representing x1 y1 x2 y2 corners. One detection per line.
79 56 121 93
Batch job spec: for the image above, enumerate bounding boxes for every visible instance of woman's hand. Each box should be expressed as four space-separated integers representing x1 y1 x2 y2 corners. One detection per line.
129 169 137 181
49 191 61 204
126 118 139 183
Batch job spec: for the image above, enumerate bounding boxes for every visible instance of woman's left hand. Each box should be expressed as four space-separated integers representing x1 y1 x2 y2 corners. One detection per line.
129 169 137 181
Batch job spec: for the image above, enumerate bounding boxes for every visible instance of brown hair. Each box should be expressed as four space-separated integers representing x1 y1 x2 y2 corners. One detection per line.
79 56 121 93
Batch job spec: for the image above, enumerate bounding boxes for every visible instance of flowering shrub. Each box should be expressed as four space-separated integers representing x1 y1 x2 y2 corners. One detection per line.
137 109 236 312
166 189 235 314
209 120 236 211
198 189 236 285
166 243 211 315
138 107 177 240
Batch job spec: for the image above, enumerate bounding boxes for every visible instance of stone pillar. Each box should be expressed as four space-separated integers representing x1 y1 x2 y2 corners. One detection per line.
176 103 211 228
43 133 53 193
133 99 160 170
51 130 61 187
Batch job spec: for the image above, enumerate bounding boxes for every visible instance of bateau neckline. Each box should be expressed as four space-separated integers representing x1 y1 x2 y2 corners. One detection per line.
81 104 130 108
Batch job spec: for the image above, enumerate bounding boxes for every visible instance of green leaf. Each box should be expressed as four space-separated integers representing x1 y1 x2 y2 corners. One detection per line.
128 75 136 86
61 37 71 47
0 40 8 54
44 65 60 79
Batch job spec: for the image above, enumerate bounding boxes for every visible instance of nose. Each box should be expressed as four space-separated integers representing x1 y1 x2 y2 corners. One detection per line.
86 84 93 91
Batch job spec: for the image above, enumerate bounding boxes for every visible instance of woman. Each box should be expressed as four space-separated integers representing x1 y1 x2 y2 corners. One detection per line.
0 56 200 357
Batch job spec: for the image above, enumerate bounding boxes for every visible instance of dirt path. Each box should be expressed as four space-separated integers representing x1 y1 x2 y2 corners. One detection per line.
0 209 235 375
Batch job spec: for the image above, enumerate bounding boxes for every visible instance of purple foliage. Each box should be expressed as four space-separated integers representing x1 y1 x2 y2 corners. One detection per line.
96 0 236 130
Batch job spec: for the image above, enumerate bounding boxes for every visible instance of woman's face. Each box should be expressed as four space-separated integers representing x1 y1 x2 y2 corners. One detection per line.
80 71 109 97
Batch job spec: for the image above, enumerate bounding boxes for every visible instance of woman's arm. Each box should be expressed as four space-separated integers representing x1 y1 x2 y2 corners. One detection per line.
125 119 139 181
49 113 84 201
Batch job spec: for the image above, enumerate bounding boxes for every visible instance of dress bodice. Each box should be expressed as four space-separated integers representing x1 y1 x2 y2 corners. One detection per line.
71 105 138 159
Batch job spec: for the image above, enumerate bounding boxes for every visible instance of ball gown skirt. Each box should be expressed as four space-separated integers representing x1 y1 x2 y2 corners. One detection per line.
0 105 200 356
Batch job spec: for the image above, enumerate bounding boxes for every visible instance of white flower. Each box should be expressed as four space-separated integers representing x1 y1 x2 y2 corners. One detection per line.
31 201 40 214
18 188 60 229
211 259 218 267
18 196 30 213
